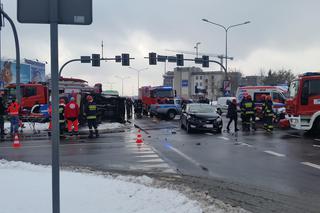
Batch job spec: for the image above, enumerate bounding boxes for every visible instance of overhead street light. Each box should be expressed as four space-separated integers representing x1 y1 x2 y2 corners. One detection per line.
201 18 250 79
115 75 130 96
128 67 148 95
194 42 201 58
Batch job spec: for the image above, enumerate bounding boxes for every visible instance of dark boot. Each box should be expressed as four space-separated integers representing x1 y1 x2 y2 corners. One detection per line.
88 130 94 139
95 129 99 138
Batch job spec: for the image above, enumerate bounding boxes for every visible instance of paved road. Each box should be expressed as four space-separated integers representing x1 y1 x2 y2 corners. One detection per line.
1 117 320 212
134 116 320 213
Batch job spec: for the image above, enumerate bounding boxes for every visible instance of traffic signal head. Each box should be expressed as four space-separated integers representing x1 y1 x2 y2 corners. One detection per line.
115 55 121 63
202 55 209 68
121 53 130 66
92 54 100 67
149 52 157 65
176 54 184 66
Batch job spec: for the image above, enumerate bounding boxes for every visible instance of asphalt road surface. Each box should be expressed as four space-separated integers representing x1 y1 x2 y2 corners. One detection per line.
1 117 320 213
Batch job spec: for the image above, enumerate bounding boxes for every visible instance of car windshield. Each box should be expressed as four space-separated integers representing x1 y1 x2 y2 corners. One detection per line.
289 80 299 98
188 105 215 113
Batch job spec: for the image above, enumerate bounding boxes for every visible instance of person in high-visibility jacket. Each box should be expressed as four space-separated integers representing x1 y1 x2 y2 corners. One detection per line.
64 97 79 135
7 99 20 135
59 98 66 136
84 95 99 138
264 95 274 132
243 95 256 131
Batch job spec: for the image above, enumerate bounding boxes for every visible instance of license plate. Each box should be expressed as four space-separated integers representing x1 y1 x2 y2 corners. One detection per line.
204 124 213 128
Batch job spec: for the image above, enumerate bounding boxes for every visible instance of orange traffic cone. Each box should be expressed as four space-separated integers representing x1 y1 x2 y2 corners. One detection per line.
136 129 143 144
12 133 21 148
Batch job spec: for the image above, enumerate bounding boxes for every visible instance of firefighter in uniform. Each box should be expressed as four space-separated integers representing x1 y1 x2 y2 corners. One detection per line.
59 98 66 136
65 97 79 136
243 95 256 131
260 95 267 129
240 95 246 130
84 95 99 138
7 99 20 136
264 95 274 132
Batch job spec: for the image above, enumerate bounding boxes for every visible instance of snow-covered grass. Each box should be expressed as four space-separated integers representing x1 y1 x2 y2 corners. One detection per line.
3 121 125 133
0 160 203 213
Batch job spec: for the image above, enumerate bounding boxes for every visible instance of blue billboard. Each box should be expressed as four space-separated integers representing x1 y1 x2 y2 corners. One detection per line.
0 59 46 89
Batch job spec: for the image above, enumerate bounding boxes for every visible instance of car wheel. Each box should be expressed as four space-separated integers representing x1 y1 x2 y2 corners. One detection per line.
216 128 222 134
167 110 176 120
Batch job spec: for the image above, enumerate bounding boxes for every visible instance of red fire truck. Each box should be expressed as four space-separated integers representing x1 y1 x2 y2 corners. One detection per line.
138 86 174 114
286 72 320 131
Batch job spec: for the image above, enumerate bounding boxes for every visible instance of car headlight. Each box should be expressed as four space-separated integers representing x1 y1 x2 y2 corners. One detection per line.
215 117 222 123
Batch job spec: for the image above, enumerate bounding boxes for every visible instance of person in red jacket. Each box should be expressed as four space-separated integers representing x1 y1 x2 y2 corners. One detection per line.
64 97 79 135
7 99 20 136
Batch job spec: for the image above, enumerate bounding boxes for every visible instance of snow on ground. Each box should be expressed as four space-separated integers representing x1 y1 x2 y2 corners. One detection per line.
4 121 125 133
0 160 203 213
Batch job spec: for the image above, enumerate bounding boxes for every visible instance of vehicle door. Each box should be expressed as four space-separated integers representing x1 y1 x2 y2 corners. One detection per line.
300 79 320 115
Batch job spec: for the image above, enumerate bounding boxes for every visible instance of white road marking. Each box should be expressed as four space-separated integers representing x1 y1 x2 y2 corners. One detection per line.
236 142 253 147
301 162 320 170
313 145 320 148
135 154 159 158
314 139 320 142
218 136 230 141
168 145 203 168
205 133 214 136
264 150 286 157
137 159 164 163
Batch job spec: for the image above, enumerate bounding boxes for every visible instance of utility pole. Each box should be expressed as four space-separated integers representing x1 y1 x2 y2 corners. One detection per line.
101 40 104 59
194 42 201 58
128 67 148 95
115 76 130 96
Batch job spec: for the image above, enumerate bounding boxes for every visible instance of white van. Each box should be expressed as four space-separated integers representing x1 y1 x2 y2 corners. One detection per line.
216 97 236 115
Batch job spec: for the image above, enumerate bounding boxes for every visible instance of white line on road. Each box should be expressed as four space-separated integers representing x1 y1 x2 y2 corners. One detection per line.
135 154 159 158
313 145 320 148
264 150 286 157
236 142 253 147
314 139 320 142
168 145 202 168
301 162 320 170
205 133 214 136
218 136 230 141
137 159 164 163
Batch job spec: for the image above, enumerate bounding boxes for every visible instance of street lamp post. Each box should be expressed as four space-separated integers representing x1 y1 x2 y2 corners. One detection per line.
201 18 250 80
128 67 148 95
194 42 201 58
115 76 130 96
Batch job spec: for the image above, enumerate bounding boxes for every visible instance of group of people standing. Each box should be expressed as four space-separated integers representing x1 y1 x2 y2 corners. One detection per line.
53 95 99 138
226 95 274 133
0 98 22 140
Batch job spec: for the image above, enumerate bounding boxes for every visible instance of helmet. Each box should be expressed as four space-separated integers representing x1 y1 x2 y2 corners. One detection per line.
246 95 252 100
59 98 65 104
86 95 93 102
261 94 266 100
266 95 272 101
70 97 75 101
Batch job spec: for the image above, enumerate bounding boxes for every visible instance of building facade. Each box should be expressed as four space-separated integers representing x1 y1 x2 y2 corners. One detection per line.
171 67 241 100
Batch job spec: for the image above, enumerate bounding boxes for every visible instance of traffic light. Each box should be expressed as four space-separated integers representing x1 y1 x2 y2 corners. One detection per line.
81 56 91 63
115 55 121 63
176 54 184 66
202 55 209 68
149 52 157 65
157 55 167 62
92 54 100 67
121 53 130 66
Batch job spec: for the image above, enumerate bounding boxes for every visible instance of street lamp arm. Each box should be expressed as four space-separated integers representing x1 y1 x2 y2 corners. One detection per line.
202 19 227 31
227 21 251 31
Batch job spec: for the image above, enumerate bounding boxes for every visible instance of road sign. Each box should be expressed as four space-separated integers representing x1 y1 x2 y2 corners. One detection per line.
17 0 92 25
181 80 188 87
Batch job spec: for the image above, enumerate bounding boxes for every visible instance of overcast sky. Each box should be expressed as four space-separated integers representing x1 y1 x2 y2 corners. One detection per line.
1 0 320 95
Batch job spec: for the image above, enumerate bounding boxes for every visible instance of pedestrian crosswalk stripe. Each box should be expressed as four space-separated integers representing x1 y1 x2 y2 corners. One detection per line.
301 162 320 170
137 159 164 163
135 154 159 158
264 150 286 157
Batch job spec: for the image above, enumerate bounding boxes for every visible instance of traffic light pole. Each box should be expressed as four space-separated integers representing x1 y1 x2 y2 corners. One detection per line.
59 56 135 77
0 7 21 104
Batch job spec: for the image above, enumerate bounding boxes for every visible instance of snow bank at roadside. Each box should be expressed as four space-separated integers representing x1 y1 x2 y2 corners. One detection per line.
0 160 202 213
4 122 125 133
